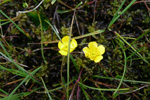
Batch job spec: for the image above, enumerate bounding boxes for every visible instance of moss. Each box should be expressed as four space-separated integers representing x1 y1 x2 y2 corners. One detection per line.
43 0 51 9
88 22 97 33
1 0 150 99
10 14 28 35
31 25 58 46
61 26 70 36
35 62 49 77
75 57 86 69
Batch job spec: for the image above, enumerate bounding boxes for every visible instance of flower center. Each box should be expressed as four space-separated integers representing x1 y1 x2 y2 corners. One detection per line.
88 48 99 60
63 44 73 52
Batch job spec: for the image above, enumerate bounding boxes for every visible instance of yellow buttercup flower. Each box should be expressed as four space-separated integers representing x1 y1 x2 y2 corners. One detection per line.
83 41 105 63
58 36 77 56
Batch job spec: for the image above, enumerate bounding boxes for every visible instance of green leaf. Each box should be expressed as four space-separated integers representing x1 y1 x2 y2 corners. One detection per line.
57 10 72 14
51 0 56 5
27 11 49 30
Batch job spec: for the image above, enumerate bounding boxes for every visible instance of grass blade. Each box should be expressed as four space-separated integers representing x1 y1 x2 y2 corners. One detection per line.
0 65 26 77
113 39 127 95
80 85 90 100
0 41 40 83
110 0 126 24
108 0 136 28
66 10 76 100
8 67 41 100
45 19 61 40
41 77 53 100
38 12 47 63
115 32 149 64
0 10 31 39
93 75 150 84
78 82 129 91
70 54 79 73
1 88 41 100
0 89 8 95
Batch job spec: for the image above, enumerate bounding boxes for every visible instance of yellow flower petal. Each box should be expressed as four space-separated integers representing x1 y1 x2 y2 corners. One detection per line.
88 41 98 49
58 41 63 49
59 50 67 56
89 56 95 61
62 36 69 43
70 47 74 53
71 39 77 49
83 41 105 63
97 45 105 54
94 56 103 63
83 47 89 57
58 36 77 56
70 39 77 53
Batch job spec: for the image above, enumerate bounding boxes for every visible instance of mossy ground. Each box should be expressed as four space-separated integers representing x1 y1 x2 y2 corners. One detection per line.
0 0 150 99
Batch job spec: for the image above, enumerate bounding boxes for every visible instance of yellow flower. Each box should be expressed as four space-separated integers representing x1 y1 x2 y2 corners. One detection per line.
58 36 77 56
83 41 105 63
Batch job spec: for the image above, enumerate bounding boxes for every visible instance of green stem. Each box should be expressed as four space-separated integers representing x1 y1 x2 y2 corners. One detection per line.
61 56 66 93
38 12 47 63
108 0 136 28
67 11 76 100
113 39 127 95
